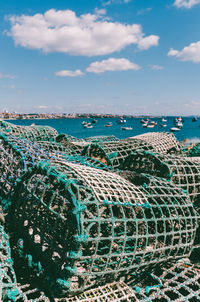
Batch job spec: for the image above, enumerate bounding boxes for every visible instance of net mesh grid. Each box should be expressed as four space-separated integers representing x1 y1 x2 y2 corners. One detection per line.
9 161 198 296
0 224 19 301
128 132 182 155
122 150 200 210
41 141 90 157
0 133 51 204
127 261 200 302
0 120 58 141
53 262 200 302
84 135 119 143
15 284 50 302
183 142 200 157
82 132 181 170
56 281 135 302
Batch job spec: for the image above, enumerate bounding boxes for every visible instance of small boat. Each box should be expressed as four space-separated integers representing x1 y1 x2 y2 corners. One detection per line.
192 117 198 122
175 121 183 128
150 121 157 126
91 119 97 124
161 118 167 122
170 127 180 132
105 122 113 127
160 123 167 127
147 124 155 128
116 118 126 124
140 118 149 124
83 122 93 129
82 121 87 125
121 127 133 131
142 122 148 128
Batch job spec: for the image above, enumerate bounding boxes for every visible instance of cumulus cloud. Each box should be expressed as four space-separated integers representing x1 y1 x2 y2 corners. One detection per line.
55 69 85 77
0 72 16 79
86 58 141 73
168 41 200 63
7 9 159 57
174 0 200 8
149 64 163 70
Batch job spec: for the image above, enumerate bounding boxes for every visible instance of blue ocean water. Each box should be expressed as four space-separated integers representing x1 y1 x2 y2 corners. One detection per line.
8 117 200 142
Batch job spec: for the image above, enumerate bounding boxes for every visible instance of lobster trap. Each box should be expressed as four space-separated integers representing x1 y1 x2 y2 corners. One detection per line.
183 142 200 157
85 135 119 143
56 261 200 302
82 132 182 169
15 284 50 302
0 224 19 301
128 261 200 301
122 150 200 212
128 132 182 155
56 281 135 302
0 133 50 204
0 120 58 141
36 141 88 157
9 161 198 296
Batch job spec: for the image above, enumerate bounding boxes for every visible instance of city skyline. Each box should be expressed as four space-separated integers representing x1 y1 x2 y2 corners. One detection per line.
1 0 200 115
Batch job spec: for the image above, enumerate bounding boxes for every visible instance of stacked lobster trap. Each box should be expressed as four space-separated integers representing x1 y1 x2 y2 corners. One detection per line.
0 122 199 301
7 161 198 297
0 120 58 142
82 132 182 170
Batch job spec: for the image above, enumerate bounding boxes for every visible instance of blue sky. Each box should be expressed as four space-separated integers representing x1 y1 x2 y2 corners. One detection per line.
0 0 200 115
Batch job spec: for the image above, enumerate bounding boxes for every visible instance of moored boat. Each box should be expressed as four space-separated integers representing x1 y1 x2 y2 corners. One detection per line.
105 122 113 127
121 126 133 131
170 127 180 132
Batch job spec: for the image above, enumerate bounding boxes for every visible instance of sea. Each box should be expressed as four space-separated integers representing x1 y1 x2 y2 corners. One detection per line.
8 116 200 144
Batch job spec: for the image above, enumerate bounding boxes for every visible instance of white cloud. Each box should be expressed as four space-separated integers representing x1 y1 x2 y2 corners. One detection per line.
137 35 159 50
7 9 159 57
94 8 107 16
86 58 141 73
174 0 200 8
55 69 85 77
137 7 152 15
149 64 163 70
0 72 16 79
103 0 132 5
168 41 200 63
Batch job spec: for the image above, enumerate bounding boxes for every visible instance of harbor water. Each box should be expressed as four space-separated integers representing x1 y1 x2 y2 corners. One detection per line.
8 116 200 142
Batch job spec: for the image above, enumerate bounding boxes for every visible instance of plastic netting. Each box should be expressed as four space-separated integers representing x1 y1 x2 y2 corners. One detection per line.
15 284 50 302
0 133 50 204
54 262 200 302
85 135 119 143
122 150 200 211
9 162 198 296
128 261 200 301
128 132 182 155
56 281 135 301
0 120 58 141
82 132 181 169
56 134 84 143
0 224 19 301
183 142 200 157
35 141 88 157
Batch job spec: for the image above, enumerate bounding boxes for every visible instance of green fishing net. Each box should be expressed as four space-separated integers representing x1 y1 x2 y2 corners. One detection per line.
82 132 181 169
0 133 50 204
0 120 58 141
9 161 197 296
0 224 19 301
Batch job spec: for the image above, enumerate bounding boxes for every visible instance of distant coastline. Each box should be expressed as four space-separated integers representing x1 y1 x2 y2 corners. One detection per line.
1 112 161 120
0 112 198 120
